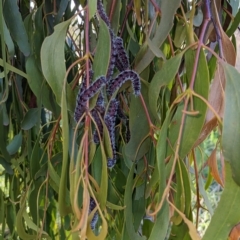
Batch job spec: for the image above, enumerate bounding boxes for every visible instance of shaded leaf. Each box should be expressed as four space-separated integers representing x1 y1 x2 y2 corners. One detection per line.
6 132 22 155
21 108 40 130
135 0 181 73
123 165 146 240
3 0 30 56
0 156 13 174
123 83 152 161
0 14 15 57
149 54 182 122
168 49 209 158
92 18 111 78
133 0 141 25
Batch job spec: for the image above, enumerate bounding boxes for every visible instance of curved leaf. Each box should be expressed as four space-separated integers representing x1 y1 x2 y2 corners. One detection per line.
167 49 209 158
149 54 182 122
222 62 240 186
203 162 240 240
3 0 30 56
135 0 181 73
41 19 71 105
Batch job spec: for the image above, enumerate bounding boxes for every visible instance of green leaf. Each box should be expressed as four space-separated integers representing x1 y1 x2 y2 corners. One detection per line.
0 14 15 57
149 202 169 240
55 0 70 23
146 35 165 59
173 20 187 48
106 0 121 34
0 156 13 174
123 83 152 162
148 112 170 239
59 74 71 216
41 19 71 106
123 165 146 240
135 0 181 73
227 10 240 37
203 162 240 240
222 62 240 186
167 49 209 158
26 56 60 116
148 54 182 122
89 0 97 20
21 108 40 130
92 18 111 78
3 0 30 56
0 58 28 79
0 108 11 162
6 132 22 155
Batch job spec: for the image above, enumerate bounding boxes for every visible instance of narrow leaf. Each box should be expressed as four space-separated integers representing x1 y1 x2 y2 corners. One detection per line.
222 62 240 186
149 54 182 122
203 162 240 240
135 0 181 73
41 19 71 105
3 0 30 56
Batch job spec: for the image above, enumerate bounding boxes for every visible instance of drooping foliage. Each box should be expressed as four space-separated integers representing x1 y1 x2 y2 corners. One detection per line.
1 0 240 239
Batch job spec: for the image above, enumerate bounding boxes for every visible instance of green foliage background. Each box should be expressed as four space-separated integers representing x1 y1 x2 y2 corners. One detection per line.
0 0 240 239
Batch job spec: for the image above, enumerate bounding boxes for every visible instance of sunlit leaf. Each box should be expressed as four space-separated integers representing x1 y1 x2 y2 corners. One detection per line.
203 162 240 240
222 62 240 186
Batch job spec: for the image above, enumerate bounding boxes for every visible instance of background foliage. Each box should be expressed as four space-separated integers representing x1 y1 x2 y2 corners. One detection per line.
1 0 240 239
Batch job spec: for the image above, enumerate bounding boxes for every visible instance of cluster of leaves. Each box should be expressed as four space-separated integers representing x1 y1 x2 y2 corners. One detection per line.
1 0 240 239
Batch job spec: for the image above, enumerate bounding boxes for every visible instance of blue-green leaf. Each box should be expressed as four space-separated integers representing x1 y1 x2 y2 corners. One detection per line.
3 0 30 56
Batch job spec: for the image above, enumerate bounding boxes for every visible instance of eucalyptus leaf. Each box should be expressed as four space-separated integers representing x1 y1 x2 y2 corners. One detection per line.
3 0 30 56
203 162 240 240
222 62 240 186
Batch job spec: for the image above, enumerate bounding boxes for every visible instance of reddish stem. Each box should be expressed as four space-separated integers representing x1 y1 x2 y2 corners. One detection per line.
167 35 184 93
149 0 161 14
189 0 211 90
119 0 133 37
109 0 117 22
84 5 91 180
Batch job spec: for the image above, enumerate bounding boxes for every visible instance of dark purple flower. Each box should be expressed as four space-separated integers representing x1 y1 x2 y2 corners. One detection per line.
114 37 130 71
104 99 119 168
89 197 99 230
107 70 141 96
74 76 106 122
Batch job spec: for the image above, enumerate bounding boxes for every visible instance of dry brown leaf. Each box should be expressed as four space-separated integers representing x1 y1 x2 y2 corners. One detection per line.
206 63 225 122
208 148 224 187
205 0 236 122
229 223 240 240
194 117 218 147
212 0 236 66
168 200 201 240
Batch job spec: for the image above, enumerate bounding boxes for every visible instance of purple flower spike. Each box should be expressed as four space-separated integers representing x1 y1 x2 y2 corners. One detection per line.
104 99 119 168
74 76 106 122
92 109 104 144
114 37 130 71
89 197 99 230
107 70 141 96
106 36 117 81
97 0 111 27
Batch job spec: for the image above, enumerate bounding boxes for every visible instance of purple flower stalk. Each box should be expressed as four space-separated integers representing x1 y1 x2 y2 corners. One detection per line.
74 76 106 122
107 70 141 96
